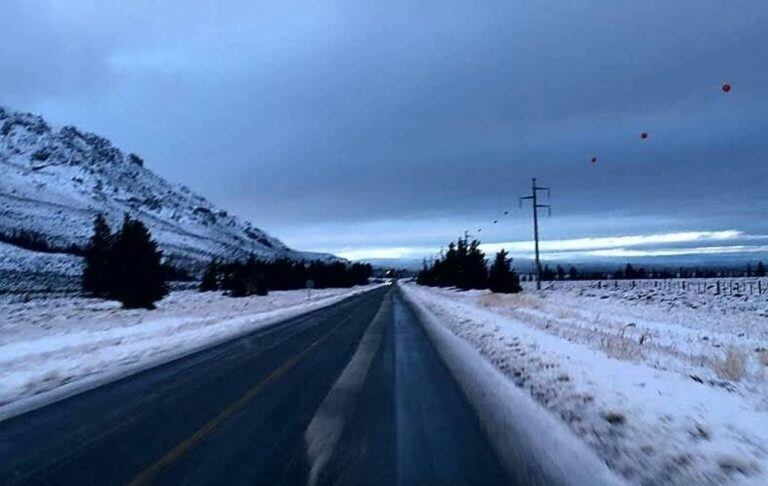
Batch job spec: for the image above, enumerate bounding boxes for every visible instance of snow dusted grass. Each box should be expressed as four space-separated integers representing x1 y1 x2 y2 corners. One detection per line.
0 241 81 294
0 285 380 419
401 281 768 485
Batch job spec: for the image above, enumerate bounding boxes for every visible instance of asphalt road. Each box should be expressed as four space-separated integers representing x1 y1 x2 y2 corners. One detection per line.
0 286 511 485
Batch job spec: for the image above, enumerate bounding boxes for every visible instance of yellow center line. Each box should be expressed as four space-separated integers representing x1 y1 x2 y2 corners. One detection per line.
127 313 355 486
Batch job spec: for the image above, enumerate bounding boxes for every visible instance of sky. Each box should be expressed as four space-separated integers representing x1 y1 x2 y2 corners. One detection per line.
2 0 768 265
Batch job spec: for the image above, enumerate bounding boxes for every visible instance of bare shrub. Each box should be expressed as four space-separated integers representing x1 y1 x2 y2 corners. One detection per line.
600 328 643 361
601 410 626 425
479 293 513 308
757 350 768 367
514 294 545 310
715 347 747 381
600 331 644 361
480 292 544 311
717 455 760 476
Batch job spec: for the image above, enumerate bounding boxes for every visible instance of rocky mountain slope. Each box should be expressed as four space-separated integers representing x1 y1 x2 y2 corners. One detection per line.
0 107 330 272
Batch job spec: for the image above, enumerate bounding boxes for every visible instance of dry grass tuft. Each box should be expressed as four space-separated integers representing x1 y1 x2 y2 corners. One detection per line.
556 307 579 320
479 293 513 308
715 347 747 381
599 327 645 361
479 292 541 310
757 350 768 367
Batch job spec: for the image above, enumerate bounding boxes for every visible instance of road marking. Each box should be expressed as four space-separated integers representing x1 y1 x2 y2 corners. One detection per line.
304 294 391 486
127 313 356 486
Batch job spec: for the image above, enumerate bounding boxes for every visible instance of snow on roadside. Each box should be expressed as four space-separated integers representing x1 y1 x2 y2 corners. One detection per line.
0 285 381 419
400 281 768 485
403 288 620 485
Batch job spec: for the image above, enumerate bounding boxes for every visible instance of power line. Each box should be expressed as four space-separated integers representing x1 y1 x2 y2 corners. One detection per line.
519 177 551 290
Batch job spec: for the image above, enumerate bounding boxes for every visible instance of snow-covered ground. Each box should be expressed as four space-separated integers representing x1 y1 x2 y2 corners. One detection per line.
401 280 768 485
0 241 82 294
0 285 380 420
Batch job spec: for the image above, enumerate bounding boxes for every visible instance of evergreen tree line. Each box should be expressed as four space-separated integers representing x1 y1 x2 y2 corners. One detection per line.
200 258 373 297
417 238 521 293
82 214 168 308
528 262 768 282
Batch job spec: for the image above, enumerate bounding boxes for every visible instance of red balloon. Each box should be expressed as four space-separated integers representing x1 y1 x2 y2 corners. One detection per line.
640 132 648 140
722 83 731 93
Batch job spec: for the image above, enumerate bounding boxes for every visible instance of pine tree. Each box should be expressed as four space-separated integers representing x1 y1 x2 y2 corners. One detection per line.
253 274 269 296
199 259 219 292
756 261 767 278
625 263 636 279
455 237 469 288
82 214 112 297
225 264 249 297
442 242 458 287
109 216 168 308
488 250 522 294
349 262 373 286
417 260 430 285
463 239 488 290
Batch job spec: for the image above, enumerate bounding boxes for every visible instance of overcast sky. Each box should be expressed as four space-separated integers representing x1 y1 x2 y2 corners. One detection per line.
3 1 768 262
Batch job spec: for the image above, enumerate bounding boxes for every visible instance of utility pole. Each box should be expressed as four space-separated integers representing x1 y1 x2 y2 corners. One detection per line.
520 177 551 290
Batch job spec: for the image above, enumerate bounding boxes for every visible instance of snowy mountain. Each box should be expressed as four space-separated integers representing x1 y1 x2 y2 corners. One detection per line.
0 106 331 271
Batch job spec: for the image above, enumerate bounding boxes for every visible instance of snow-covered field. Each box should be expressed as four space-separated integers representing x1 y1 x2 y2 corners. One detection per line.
0 285 380 420
401 280 768 485
0 241 82 294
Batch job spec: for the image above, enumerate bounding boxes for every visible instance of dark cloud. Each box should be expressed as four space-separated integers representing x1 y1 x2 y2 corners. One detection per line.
2 0 767 258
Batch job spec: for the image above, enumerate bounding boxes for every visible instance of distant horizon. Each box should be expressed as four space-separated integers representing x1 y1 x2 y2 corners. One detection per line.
325 229 768 269
360 255 768 273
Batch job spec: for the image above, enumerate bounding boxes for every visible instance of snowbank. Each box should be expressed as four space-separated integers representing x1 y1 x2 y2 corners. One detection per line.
0 285 381 421
400 281 768 485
